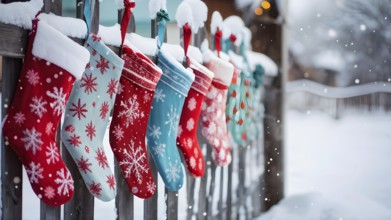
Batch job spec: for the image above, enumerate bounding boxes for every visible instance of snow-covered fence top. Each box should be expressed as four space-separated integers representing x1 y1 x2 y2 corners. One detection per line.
286 79 391 99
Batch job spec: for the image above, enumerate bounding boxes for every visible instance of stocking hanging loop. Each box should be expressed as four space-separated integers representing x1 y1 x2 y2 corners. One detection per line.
156 9 170 49
120 0 136 47
183 23 192 57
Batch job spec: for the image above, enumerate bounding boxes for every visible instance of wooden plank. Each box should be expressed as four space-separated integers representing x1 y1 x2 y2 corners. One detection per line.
186 175 196 220
217 167 225 220
206 163 217 218
0 23 27 58
226 156 233 220
165 189 178 220
115 160 134 220
197 142 208 220
236 147 246 219
1 57 23 220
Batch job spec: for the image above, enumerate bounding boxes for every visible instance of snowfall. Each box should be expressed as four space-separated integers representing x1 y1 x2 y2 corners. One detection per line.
0 108 388 220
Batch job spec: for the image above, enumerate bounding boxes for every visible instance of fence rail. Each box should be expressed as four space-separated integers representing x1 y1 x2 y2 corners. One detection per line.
0 0 272 219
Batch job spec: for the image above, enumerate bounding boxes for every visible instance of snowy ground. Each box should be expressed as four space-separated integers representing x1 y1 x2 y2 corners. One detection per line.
9 110 391 219
258 110 391 220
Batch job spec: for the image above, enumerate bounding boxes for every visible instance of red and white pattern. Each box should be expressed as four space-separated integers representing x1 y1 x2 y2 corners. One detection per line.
110 44 162 199
2 19 88 206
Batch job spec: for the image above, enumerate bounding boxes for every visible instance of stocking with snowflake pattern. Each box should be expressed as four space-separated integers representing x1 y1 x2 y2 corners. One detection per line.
2 19 89 206
200 55 234 166
109 42 162 199
60 33 124 201
146 49 194 191
176 58 214 177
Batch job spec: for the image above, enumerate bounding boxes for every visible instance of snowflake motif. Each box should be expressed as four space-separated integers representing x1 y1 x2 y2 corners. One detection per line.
46 87 66 116
186 138 193 149
143 93 152 103
45 142 60 164
194 147 199 158
91 49 97 57
92 34 101 42
88 181 102 197
207 122 217 135
164 105 179 137
100 102 109 120
45 122 53 135
218 149 226 160
26 69 40 86
95 147 109 169
148 125 162 139
67 134 82 147
118 95 141 128
76 156 92 174
96 55 110 74
21 128 43 155
85 121 96 141
154 88 166 102
55 168 74 196
44 186 55 199
80 73 98 94
30 96 47 118
85 146 90 153
177 125 183 138
26 162 44 184
112 125 124 141
146 181 156 194
152 142 166 158
106 175 116 190
198 159 203 170
187 97 197 111
166 161 181 183
107 79 118 99
13 112 26 126
186 118 195 131
189 157 196 169
119 140 147 184
65 125 75 133
69 99 87 120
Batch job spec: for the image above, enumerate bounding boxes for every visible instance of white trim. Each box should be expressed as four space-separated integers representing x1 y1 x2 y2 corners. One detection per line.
123 67 156 85
207 57 234 86
189 57 214 79
32 21 89 80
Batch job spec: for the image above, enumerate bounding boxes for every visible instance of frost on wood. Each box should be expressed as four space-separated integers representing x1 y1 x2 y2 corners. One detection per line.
0 0 43 29
184 0 208 33
175 1 193 28
38 13 87 39
211 11 223 35
149 0 167 19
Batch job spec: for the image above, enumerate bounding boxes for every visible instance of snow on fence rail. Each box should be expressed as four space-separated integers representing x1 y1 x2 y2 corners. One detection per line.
0 0 267 219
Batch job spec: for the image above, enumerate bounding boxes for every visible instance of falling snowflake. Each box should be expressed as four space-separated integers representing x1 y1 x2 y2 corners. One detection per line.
21 127 43 155
154 88 165 102
164 105 179 137
165 161 181 183
45 122 53 135
13 112 26 126
112 125 124 141
95 147 109 169
189 157 196 169
30 96 47 118
55 168 74 196
143 93 152 103
26 69 40 86
80 73 97 94
26 162 44 184
152 142 166 158
119 140 147 184
148 125 162 139
85 121 96 141
69 99 87 120
187 97 197 111
146 181 156 194
118 95 141 128
177 125 183 138
45 142 60 164
46 87 66 116
106 175 116 190
96 55 110 74
107 79 118 99
76 156 92 174
44 186 55 199
186 118 195 131
100 102 109 120
67 134 81 147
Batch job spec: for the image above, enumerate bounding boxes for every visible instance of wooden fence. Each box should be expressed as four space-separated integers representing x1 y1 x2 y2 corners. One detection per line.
0 0 283 219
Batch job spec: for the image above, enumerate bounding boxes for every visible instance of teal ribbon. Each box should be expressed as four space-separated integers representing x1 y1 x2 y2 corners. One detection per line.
84 0 95 39
223 39 231 53
156 9 170 49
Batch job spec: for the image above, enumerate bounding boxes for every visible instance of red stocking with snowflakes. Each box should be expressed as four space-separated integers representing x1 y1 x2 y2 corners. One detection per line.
2 20 89 206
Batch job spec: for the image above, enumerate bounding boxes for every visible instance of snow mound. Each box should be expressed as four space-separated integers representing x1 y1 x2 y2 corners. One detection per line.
188 46 203 63
185 0 208 33
38 13 87 39
211 11 223 34
246 51 278 76
229 51 244 69
149 0 167 19
127 33 158 57
113 0 135 10
223 16 245 46
98 24 121 47
0 0 43 29
175 1 193 28
242 27 252 49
